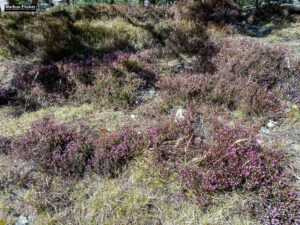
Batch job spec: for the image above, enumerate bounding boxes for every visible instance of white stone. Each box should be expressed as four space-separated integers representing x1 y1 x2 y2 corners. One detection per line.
285 57 290 69
130 114 136 119
16 215 29 225
267 120 277 129
149 88 155 96
175 108 185 122
261 127 270 134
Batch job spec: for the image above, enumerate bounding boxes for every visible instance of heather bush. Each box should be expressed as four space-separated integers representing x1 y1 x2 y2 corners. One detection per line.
213 39 292 88
75 52 157 108
154 19 209 54
12 117 94 178
8 115 145 178
158 38 297 117
145 109 296 214
158 72 281 116
249 194 300 224
0 27 34 56
8 51 156 111
12 63 75 110
0 13 35 56
74 17 154 52
92 126 145 177
192 40 220 73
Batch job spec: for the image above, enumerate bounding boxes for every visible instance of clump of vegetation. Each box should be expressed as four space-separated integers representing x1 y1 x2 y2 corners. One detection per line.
12 63 75 111
11 116 94 178
213 39 292 87
158 38 298 117
92 126 145 177
77 52 157 108
10 52 157 111
158 71 282 116
9 115 145 178
145 109 299 223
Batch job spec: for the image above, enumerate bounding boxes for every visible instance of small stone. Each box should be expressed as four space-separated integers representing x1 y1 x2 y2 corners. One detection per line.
148 88 155 96
267 120 277 129
175 108 185 122
261 127 270 134
16 215 29 225
130 114 136 119
285 57 290 69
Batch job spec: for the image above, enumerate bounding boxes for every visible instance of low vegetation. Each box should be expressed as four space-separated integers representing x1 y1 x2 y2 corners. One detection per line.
0 0 299 224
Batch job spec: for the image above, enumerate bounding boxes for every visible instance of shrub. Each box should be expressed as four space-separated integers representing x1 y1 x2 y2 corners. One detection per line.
213 39 291 88
154 18 209 54
0 14 35 56
158 72 281 116
8 116 144 178
192 40 220 73
12 117 93 178
158 39 295 117
12 63 75 110
249 194 300 225
92 126 145 177
145 109 296 211
75 52 157 108
234 0 253 7
9 51 156 111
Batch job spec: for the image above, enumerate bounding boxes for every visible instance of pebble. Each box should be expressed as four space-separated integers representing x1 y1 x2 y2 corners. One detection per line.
175 108 185 122
266 120 277 129
261 127 270 134
16 215 29 225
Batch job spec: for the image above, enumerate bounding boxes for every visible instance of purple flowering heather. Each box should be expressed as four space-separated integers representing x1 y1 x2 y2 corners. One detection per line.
12 117 93 178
